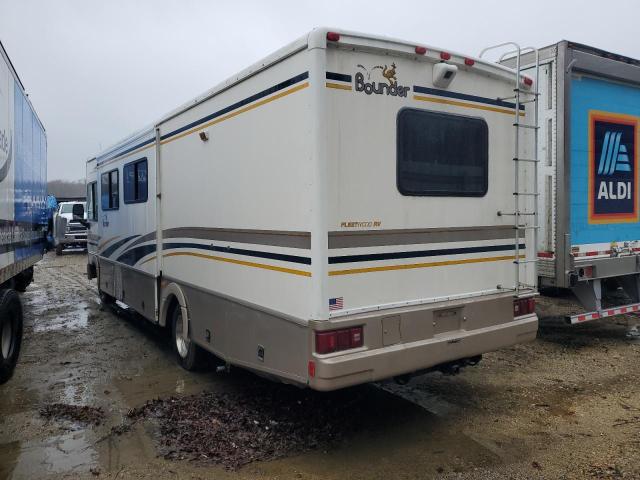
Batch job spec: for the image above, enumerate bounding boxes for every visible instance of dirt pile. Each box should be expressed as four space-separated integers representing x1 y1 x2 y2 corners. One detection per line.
40 403 105 426
129 385 368 469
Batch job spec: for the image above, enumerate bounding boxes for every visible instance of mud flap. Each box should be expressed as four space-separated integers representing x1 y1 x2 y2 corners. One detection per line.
572 279 602 312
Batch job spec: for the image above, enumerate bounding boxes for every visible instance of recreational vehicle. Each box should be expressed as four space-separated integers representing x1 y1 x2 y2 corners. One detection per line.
503 42 640 324
86 29 538 390
0 40 47 384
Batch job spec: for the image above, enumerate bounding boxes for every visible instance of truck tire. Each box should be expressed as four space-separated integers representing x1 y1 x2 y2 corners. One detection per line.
13 267 34 293
171 304 203 371
0 289 23 384
55 244 63 256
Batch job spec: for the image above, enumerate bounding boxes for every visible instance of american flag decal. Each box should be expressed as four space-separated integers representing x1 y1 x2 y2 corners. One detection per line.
329 297 344 311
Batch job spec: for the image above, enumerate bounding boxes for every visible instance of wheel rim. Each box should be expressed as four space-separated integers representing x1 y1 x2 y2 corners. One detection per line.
175 311 189 358
1 318 12 359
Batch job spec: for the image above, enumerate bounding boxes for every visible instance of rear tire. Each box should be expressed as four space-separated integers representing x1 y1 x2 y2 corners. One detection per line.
0 290 23 384
171 304 202 371
55 244 63 256
13 267 34 293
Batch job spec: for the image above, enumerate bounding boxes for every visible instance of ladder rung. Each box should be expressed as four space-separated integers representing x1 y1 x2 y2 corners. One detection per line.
513 157 540 163
516 225 540 230
497 96 538 104
514 259 537 265
498 212 536 216
516 283 537 290
512 88 540 96
513 124 539 130
513 192 539 196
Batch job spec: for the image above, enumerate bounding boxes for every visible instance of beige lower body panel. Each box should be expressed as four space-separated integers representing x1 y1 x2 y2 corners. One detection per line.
104 265 539 391
309 313 537 391
309 293 538 391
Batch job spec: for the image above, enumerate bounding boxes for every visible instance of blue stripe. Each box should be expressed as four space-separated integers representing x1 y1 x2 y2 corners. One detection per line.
413 85 524 111
99 72 309 164
598 131 611 174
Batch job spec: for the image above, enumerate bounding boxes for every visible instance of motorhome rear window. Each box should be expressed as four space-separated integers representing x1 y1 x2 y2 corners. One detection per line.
101 169 119 210
123 158 148 204
397 109 488 196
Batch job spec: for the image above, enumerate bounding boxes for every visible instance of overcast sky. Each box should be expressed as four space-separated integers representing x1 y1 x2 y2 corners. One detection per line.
1 0 639 180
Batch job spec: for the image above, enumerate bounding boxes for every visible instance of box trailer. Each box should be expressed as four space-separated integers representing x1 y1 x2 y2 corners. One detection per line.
0 40 47 383
86 28 538 391
503 42 640 324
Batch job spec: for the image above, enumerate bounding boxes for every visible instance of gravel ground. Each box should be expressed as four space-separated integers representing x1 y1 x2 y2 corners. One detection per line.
0 252 639 479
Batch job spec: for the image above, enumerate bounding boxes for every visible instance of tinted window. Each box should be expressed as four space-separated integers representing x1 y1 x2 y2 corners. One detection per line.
397 109 488 196
123 158 148 204
101 169 119 210
87 182 97 220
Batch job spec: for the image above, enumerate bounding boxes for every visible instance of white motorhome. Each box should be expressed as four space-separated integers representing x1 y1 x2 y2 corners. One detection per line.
86 29 538 391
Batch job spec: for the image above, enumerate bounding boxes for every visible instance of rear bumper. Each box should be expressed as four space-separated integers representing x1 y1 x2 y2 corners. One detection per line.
308 296 538 391
572 255 639 283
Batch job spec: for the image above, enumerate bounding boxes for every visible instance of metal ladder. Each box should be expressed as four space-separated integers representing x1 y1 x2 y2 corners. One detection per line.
480 43 540 295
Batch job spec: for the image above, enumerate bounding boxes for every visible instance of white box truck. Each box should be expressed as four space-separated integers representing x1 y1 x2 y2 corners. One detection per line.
86 28 538 390
503 42 640 324
0 40 47 383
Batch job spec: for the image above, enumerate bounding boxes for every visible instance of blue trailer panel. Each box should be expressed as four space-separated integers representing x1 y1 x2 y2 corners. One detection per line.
570 75 640 245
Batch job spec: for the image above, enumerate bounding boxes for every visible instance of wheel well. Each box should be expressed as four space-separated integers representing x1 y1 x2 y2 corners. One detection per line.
164 295 180 328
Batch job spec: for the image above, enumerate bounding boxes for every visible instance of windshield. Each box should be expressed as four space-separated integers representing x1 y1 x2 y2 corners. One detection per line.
59 203 86 214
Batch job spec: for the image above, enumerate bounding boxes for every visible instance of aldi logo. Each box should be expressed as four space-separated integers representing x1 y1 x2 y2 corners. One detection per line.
589 111 639 224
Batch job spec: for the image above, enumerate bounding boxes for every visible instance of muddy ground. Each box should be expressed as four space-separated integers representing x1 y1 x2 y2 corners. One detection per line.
1 252 639 479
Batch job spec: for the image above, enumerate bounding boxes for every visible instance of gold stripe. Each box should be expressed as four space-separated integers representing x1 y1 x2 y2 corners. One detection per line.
325 82 353 91
413 95 526 117
329 254 524 276
163 251 311 277
139 255 156 266
161 82 310 146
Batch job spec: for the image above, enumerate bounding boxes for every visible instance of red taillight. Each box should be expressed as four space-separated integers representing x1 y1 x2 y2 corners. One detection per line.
308 360 316 378
350 327 363 348
464 58 475 66
514 297 536 317
315 326 364 354
326 31 340 42
315 331 337 354
522 76 533 87
440 52 451 60
415 46 427 55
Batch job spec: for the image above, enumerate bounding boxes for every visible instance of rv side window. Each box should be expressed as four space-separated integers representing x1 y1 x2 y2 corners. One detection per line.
87 181 98 220
123 158 148 204
101 169 119 210
396 109 488 196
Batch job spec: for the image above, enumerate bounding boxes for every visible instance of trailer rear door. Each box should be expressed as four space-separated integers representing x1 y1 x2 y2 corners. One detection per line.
569 74 640 255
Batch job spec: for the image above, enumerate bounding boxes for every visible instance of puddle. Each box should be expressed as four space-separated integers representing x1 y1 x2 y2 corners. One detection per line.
2 431 97 478
33 302 89 333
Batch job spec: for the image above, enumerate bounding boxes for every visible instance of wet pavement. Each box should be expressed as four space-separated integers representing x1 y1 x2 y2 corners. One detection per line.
0 252 639 479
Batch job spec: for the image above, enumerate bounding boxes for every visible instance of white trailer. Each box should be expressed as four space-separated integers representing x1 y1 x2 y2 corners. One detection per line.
86 29 538 391
0 40 47 383
503 42 640 324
